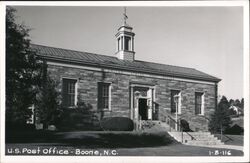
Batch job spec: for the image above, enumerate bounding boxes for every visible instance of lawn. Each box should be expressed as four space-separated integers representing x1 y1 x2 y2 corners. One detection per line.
5 143 243 156
214 134 243 146
116 144 243 156
5 131 244 156
6 131 177 148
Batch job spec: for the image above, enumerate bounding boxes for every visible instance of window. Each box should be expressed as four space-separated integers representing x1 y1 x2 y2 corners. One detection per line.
195 92 204 115
124 36 131 51
171 90 181 114
98 82 111 110
62 78 77 107
26 105 34 124
118 37 121 51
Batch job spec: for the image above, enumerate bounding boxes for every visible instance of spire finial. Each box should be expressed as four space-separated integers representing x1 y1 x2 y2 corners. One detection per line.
123 7 128 25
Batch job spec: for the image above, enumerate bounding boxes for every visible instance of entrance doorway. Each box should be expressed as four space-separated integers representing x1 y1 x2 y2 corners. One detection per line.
130 85 154 120
139 98 147 120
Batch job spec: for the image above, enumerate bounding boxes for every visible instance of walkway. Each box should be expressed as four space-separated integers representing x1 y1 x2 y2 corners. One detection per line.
185 144 243 151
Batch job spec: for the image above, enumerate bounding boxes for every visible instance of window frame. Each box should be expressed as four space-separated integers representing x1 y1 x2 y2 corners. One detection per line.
98 82 111 111
170 89 182 114
124 36 131 51
26 105 35 124
62 78 78 108
195 92 205 115
118 37 121 51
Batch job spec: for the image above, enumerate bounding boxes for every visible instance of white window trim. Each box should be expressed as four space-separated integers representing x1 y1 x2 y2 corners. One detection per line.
62 77 78 108
75 81 78 106
201 93 205 115
98 82 112 111
108 84 112 111
171 89 182 114
178 92 182 114
195 92 205 115
26 105 35 124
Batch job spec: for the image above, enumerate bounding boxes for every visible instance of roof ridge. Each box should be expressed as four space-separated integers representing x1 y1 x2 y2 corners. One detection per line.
31 43 117 59
135 59 197 71
31 43 203 72
136 60 220 79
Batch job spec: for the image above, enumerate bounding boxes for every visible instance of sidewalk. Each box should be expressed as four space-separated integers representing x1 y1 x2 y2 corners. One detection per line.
185 144 243 151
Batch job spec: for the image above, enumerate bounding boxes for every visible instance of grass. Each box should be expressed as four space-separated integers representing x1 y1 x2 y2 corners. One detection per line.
214 134 243 146
5 143 243 156
6 130 244 156
55 131 177 148
6 130 178 148
116 144 243 156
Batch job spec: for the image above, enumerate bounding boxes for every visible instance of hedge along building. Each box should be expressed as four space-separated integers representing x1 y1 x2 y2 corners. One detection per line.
32 9 220 132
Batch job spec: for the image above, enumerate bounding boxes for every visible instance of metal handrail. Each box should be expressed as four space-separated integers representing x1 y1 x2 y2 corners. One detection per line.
152 102 195 140
168 113 236 142
158 109 196 142
202 116 234 142
167 115 196 141
221 134 234 142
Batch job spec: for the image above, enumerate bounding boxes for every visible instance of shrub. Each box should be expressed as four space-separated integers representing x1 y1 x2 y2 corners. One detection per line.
224 124 244 135
6 123 36 133
56 102 101 131
180 119 192 132
100 117 134 131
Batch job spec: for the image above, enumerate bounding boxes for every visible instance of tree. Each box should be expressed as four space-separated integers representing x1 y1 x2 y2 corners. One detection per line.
234 99 241 108
229 99 235 106
6 7 42 126
35 63 60 129
240 98 244 115
209 96 232 134
240 98 244 109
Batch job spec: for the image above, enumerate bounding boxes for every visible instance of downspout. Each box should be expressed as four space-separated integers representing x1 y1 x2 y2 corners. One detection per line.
215 82 218 110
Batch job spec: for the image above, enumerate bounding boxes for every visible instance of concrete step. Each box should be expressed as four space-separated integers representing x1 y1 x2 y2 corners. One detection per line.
188 140 221 144
185 140 224 145
174 136 219 141
140 121 224 146
170 132 215 137
175 135 218 139
168 131 224 146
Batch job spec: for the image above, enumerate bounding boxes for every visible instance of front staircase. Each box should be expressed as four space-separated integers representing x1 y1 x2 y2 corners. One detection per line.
137 120 224 146
168 131 224 146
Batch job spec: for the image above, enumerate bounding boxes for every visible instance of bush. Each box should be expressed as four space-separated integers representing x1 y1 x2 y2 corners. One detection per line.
56 102 101 131
224 124 244 135
100 117 134 131
180 119 192 132
6 123 36 133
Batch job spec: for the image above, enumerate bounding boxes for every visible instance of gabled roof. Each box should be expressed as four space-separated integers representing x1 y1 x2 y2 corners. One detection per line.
31 44 221 83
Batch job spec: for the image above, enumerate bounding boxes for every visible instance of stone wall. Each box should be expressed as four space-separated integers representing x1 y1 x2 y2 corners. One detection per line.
47 64 217 131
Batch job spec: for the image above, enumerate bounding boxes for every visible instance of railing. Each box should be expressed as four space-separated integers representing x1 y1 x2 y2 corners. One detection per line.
165 115 196 142
139 115 142 130
168 112 234 143
203 116 234 143
148 101 196 142
156 110 195 142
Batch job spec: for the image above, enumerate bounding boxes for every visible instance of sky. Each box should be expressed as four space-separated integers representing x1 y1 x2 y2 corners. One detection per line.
13 6 243 100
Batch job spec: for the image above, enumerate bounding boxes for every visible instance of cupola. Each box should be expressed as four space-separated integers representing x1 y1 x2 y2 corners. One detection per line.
115 7 135 61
